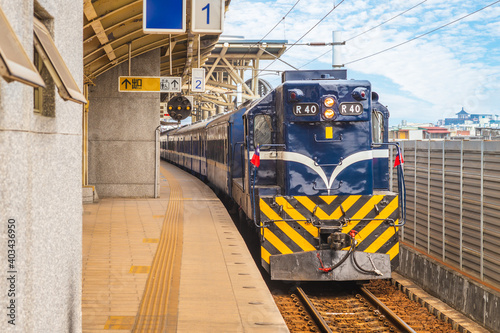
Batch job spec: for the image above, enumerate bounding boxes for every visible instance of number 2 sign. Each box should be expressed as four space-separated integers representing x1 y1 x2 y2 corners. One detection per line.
191 68 205 93
192 0 224 33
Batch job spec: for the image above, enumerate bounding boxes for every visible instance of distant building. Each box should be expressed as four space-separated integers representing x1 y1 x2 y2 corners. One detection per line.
389 122 433 140
420 126 450 139
436 107 500 140
393 108 500 140
442 107 499 128
443 107 469 125
474 127 500 139
450 129 470 136
457 108 469 119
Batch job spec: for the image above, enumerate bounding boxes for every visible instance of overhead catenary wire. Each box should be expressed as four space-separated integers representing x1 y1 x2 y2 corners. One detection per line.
234 0 347 94
345 0 428 42
206 0 301 96
228 0 302 65
299 0 430 69
345 0 500 65
256 0 302 45
256 0 347 76
299 48 332 69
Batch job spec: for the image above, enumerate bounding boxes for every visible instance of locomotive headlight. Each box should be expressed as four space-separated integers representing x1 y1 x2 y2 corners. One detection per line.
324 97 335 107
324 109 335 119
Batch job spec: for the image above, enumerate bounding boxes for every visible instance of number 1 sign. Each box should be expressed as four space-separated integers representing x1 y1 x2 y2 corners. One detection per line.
191 0 224 33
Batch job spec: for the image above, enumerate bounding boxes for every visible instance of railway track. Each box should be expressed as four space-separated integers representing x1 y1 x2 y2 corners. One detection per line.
273 280 459 332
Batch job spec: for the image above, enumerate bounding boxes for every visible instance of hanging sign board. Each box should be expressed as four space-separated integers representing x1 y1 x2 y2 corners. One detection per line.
119 76 182 92
191 68 205 92
191 0 224 33
143 0 186 34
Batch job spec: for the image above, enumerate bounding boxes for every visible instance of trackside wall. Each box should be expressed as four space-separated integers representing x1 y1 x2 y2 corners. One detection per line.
390 140 500 332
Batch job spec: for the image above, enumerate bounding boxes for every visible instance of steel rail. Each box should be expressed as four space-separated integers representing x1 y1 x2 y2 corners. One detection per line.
359 286 417 333
294 287 333 333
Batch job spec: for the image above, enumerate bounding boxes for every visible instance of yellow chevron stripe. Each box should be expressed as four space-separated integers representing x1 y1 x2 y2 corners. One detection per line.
354 197 399 246
263 228 293 255
295 196 322 213
260 199 315 252
364 225 399 253
274 197 318 237
295 195 361 220
319 195 336 205
387 242 399 260
261 246 271 264
325 195 361 219
276 221 316 251
342 195 385 233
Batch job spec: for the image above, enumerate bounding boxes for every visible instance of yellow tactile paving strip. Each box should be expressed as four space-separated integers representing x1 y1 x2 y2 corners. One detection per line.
83 173 170 332
133 165 183 332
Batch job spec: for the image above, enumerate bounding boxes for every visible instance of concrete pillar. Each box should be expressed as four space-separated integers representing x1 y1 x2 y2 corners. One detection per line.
88 49 160 197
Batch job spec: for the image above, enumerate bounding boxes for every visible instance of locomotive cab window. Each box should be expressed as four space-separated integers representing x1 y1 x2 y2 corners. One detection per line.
372 110 384 144
254 115 273 148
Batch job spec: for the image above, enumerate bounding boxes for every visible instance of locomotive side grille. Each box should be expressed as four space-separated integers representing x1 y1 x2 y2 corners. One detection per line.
259 195 400 274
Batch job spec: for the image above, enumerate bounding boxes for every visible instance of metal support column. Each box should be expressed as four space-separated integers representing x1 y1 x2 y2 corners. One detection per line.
427 140 431 253
480 140 484 280
154 125 160 198
442 140 446 262
459 141 464 270
82 84 89 186
414 144 417 247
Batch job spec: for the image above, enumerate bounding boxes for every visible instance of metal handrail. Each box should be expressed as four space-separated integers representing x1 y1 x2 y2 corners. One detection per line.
372 142 407 227
314 133 343 143
313 180 342 191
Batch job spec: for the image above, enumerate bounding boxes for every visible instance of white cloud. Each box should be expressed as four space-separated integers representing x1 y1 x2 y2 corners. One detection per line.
224 0 500 123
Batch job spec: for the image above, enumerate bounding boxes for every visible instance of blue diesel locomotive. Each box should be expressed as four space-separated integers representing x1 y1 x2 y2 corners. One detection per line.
160 70 405 281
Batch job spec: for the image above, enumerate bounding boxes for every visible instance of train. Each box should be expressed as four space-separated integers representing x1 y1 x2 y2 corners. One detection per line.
160 69 406 281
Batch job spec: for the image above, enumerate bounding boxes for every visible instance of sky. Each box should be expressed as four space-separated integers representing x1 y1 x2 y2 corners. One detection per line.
222 0 500 126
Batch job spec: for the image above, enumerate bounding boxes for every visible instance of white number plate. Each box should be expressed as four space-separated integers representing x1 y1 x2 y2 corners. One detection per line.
293 103 319 116
339 102 363 116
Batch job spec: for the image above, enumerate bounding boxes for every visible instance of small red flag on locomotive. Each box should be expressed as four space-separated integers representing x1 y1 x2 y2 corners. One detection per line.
394 149 404 167
250 145 260 167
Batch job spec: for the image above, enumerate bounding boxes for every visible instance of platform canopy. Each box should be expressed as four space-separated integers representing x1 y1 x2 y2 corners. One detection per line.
83 0 231 84
83 1 288 121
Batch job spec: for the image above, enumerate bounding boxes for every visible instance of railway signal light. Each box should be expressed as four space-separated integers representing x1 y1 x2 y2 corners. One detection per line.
167 96 192 121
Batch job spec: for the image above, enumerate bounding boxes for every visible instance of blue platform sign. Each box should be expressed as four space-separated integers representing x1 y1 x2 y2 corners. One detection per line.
143 0 186 34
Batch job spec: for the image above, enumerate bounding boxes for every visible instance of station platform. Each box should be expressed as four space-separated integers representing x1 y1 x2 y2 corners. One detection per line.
82 161 289 332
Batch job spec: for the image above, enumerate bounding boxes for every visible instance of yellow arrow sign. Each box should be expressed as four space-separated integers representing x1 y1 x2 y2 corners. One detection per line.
118 76 182 92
